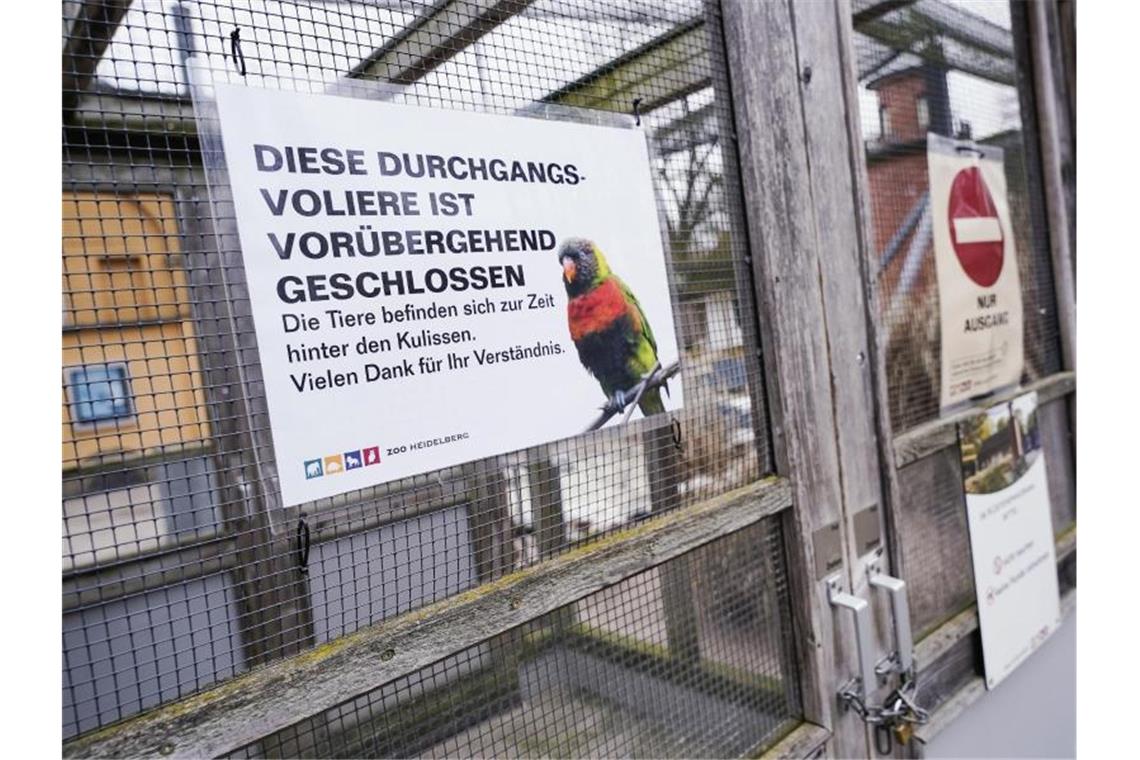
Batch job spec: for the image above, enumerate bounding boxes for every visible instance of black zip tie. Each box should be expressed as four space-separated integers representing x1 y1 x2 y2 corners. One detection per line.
230 27 247 77
296 514 311 573
954 144 985 157
632 97 643 126
670 417 683 451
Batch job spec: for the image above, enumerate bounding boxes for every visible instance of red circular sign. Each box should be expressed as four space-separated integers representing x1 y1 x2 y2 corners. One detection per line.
948 166 1004 287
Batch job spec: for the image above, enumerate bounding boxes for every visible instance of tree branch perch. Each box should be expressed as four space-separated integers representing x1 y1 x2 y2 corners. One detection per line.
584 360 682 432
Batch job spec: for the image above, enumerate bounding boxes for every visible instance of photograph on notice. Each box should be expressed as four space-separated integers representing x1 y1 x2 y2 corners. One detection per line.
958 393 1041 495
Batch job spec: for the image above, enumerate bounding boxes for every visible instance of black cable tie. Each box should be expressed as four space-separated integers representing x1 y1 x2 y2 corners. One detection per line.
670 417 683 451
230 27 247 77
296 514 311 573
632 97 643 126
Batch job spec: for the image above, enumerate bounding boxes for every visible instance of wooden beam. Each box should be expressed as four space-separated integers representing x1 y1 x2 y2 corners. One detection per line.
543 18 708 113
760 721 831 760
855 0 1017 86
892 371 1075 468
855 0 1013 58
720 1 900 755
1028 0 1076 376
346 0 534 85
795 0 900 753
851 0 916 27
62 477 792 759
62 0 131 114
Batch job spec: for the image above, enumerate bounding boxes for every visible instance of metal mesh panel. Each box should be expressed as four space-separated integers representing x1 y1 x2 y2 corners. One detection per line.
224 519 799 759
852 0 1075 659
895 399 1075 641
62 0 776 741
851 0 1064 432
896 446 974 639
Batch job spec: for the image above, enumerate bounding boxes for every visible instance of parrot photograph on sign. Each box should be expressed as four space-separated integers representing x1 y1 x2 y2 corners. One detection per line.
559 238 675 427
198 77 685 508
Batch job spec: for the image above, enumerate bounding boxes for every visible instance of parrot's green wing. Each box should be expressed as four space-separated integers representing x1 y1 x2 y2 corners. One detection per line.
614 275 660 372
615 277 657 352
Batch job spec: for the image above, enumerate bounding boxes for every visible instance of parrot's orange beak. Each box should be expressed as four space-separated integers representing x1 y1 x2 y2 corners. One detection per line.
562 258 576 284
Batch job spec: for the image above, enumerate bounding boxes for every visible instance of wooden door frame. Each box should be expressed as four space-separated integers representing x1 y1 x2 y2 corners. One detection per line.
720 1 901 756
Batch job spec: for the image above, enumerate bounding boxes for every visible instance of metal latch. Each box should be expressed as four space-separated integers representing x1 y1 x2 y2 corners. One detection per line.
828 575 929 755
828 580 876 706
868 563 914 677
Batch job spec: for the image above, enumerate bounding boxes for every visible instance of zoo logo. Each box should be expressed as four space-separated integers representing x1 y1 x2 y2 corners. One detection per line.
305 446 381 479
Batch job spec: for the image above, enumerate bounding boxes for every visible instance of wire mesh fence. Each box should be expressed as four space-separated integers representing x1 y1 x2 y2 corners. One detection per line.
225 519 799 759
851 0 1065 433
62 0 780 743
850 0 1076 706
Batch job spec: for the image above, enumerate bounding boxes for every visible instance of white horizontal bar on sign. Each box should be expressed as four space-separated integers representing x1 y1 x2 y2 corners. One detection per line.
952 216 1002 244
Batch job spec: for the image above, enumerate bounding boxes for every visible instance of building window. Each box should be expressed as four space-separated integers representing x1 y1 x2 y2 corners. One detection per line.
916 94 930 132
67 363 133 425
879 103 891 139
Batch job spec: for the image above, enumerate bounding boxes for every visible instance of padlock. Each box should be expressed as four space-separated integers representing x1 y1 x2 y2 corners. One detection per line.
893 721 915 745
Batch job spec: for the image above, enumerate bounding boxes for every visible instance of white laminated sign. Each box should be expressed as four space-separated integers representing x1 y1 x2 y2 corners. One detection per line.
928 133 1024 410
958 391 1061 689
198 78 684 508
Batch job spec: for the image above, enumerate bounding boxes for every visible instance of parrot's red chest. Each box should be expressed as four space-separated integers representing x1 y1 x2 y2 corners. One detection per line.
567 279 640 342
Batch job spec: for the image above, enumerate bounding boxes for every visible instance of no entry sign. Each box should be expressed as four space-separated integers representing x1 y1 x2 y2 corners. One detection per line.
928 134 1023 410
948 166 1005 287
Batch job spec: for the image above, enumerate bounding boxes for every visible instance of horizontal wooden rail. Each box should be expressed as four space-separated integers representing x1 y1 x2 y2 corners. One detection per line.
63 476 793 759
893 371 1075 468
760 720 831 760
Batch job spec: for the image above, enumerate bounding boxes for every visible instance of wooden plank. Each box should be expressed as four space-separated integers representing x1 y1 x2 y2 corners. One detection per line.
62 477 792 759
914 604 978 672
174 176 318 669
893 371 1075 467
719 0 844 745
543 19 709 113
346 0 534 85
720 2 899 755
62 536 236 611
760 721 831 760
792 0 900 754
1027 0 1076 376
63 0 131 114
854 0 1017 86
913 675 985 747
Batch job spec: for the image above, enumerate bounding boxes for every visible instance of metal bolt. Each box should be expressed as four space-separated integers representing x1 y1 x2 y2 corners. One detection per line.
509 596 523 610
158 743 175 756
380 648 395 661
856 351 866 366
801 65 813 84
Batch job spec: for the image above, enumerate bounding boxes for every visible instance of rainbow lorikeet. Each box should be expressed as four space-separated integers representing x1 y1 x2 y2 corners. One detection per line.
558 238 665 417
